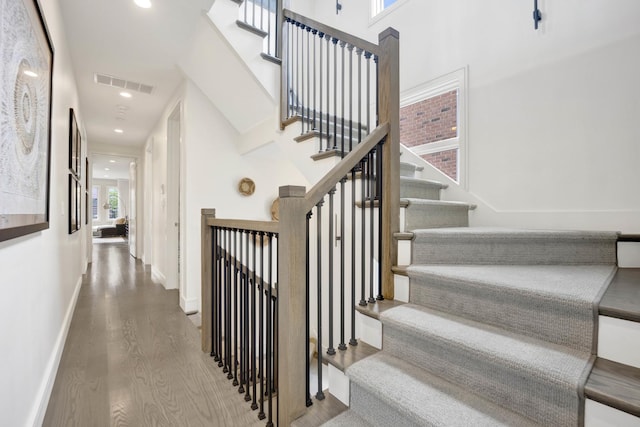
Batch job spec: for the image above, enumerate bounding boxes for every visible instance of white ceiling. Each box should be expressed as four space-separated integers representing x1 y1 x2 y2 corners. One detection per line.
59 0 214 149
92 154 134 181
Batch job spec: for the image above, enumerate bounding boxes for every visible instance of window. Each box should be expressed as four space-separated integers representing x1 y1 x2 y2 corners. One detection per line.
107 187 119 219
92 186 99 219
399 68 467 186
371 0 399 17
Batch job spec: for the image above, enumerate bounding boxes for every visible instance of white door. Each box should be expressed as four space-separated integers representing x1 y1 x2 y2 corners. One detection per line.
165 104 181 290
129 161 137 258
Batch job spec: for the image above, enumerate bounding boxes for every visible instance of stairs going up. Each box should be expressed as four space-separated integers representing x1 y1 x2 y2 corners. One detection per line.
323 159 621 426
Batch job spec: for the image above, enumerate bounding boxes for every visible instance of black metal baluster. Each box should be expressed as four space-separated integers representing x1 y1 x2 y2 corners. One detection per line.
359 159 367 307
312 29 318 130
339 177 347 351
365 52 372 136
305 211 313 407
306 27 311 133
332 37 338 151
233 230 239 385
368 150 376 304
327 188 336 356
238 230 246 394
340 41 346 156
376 142 385 301
218 228 224 367
258 232 265 420
226 228 233 376
348 45 354 151
244 231 251 402
267 0 272 56
350 170 358 346
356 48 363 144
316 200 325 400
325 34 331 152
287 19 292 118
266 232 274 427
318 31 324 153
296 22 301 124
300 25 305 135
251 231 258 410
212 226 218 359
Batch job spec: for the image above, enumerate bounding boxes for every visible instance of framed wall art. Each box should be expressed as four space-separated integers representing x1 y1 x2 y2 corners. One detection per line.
69 108 80 178
0 0 54 243
68 175 80 234
85 158 89 225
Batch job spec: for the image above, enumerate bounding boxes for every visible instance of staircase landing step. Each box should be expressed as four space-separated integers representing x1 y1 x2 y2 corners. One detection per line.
599 268 640 322
585 357 640 418
292 393 348 427
324 340 378 372
355 299 405 320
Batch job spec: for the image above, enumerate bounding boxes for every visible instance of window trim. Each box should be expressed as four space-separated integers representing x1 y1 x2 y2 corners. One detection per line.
400 67 468 188
370 0 409 24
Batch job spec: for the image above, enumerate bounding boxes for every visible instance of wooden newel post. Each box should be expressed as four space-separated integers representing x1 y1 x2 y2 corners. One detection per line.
201 208 216 353
378 27 400 300
277 185 308 426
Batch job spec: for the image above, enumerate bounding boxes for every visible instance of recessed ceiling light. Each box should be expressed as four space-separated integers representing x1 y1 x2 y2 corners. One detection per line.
23 70 38 78
134 0 152 9
105 168 110 171
119 91 132 98
114 129 124 134
109 160 116 163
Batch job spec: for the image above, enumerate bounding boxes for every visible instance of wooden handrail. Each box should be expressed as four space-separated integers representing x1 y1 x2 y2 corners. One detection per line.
283 9 380 56
206 218 279 234
304 122 389 212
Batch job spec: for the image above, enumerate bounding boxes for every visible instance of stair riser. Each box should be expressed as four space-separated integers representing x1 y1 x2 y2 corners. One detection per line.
382 323 582 426
412 238 617 265
399 163 417 178
399 182 442 200
350 382 424 427
409 276 595 352
404 205 469 231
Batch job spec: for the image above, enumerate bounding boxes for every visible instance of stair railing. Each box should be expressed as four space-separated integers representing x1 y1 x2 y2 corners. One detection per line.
201 211 279 427
237 0 280 60
280 10 384 157
202 8 398 426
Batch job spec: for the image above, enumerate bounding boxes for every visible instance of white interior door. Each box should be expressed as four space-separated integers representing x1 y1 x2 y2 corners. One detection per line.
165 105 181 291
129 161 137 258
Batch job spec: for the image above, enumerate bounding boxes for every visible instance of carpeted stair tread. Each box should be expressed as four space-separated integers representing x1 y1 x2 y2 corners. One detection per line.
321 409 372 426
345 352 539 427
402 199 471 230
381 304 590 425
412 227 618 264
400 177 447 200
407 264 616 351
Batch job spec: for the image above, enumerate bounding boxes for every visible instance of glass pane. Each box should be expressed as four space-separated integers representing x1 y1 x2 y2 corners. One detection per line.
92 186 99 219
420 149 458 181
400 90 457 147
108 188 119 220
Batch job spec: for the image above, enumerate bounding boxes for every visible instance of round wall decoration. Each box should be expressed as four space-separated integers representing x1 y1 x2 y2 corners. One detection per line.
270 198 279 221
238 177 255 196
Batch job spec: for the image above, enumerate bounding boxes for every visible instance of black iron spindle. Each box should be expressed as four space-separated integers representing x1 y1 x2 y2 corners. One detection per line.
339 177 347 351
359 159 367 306
258 233 265 420
356 48 363 143
365 52 372 136
226 228 233 376
327 188 336 356
306 27 311 133
318 31 324 153
251 231 258 410
316 200 325 400
212 226 218 359
350 171 358 346
376 142 384 301
340 41 346 156
312 29 318 130
348 44 354 151
332 37 338 151
233 230 239 385
218 227 223 367
305 212 313 406
238 230 245 394
244 231 251 402
266 232 274 427
325 34 331 152
368 151 375 304
300 25 305 135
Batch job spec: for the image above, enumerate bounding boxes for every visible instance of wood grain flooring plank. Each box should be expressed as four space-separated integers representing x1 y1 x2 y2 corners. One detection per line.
43 241 269 427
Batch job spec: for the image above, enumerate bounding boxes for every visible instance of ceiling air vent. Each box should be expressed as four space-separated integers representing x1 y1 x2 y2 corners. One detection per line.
94 73 154 95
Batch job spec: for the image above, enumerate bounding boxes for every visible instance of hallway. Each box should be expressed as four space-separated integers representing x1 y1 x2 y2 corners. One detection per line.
43 241 265 426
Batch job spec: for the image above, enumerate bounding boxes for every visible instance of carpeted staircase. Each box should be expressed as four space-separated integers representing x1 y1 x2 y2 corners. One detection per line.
323 162 619 426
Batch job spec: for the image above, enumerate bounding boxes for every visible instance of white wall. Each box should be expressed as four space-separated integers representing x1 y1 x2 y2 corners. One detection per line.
297 0 640 233
0 0 88 425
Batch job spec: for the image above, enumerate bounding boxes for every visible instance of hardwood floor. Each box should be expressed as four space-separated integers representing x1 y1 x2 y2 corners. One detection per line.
43 241 266 427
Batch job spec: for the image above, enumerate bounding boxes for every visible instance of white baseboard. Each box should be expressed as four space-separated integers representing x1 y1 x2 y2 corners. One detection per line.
180 296 200 314
151 266 167 287
29 275 82 427
585 399 640 427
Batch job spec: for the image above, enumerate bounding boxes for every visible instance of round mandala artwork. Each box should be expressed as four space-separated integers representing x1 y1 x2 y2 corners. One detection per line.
15 58 38 156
